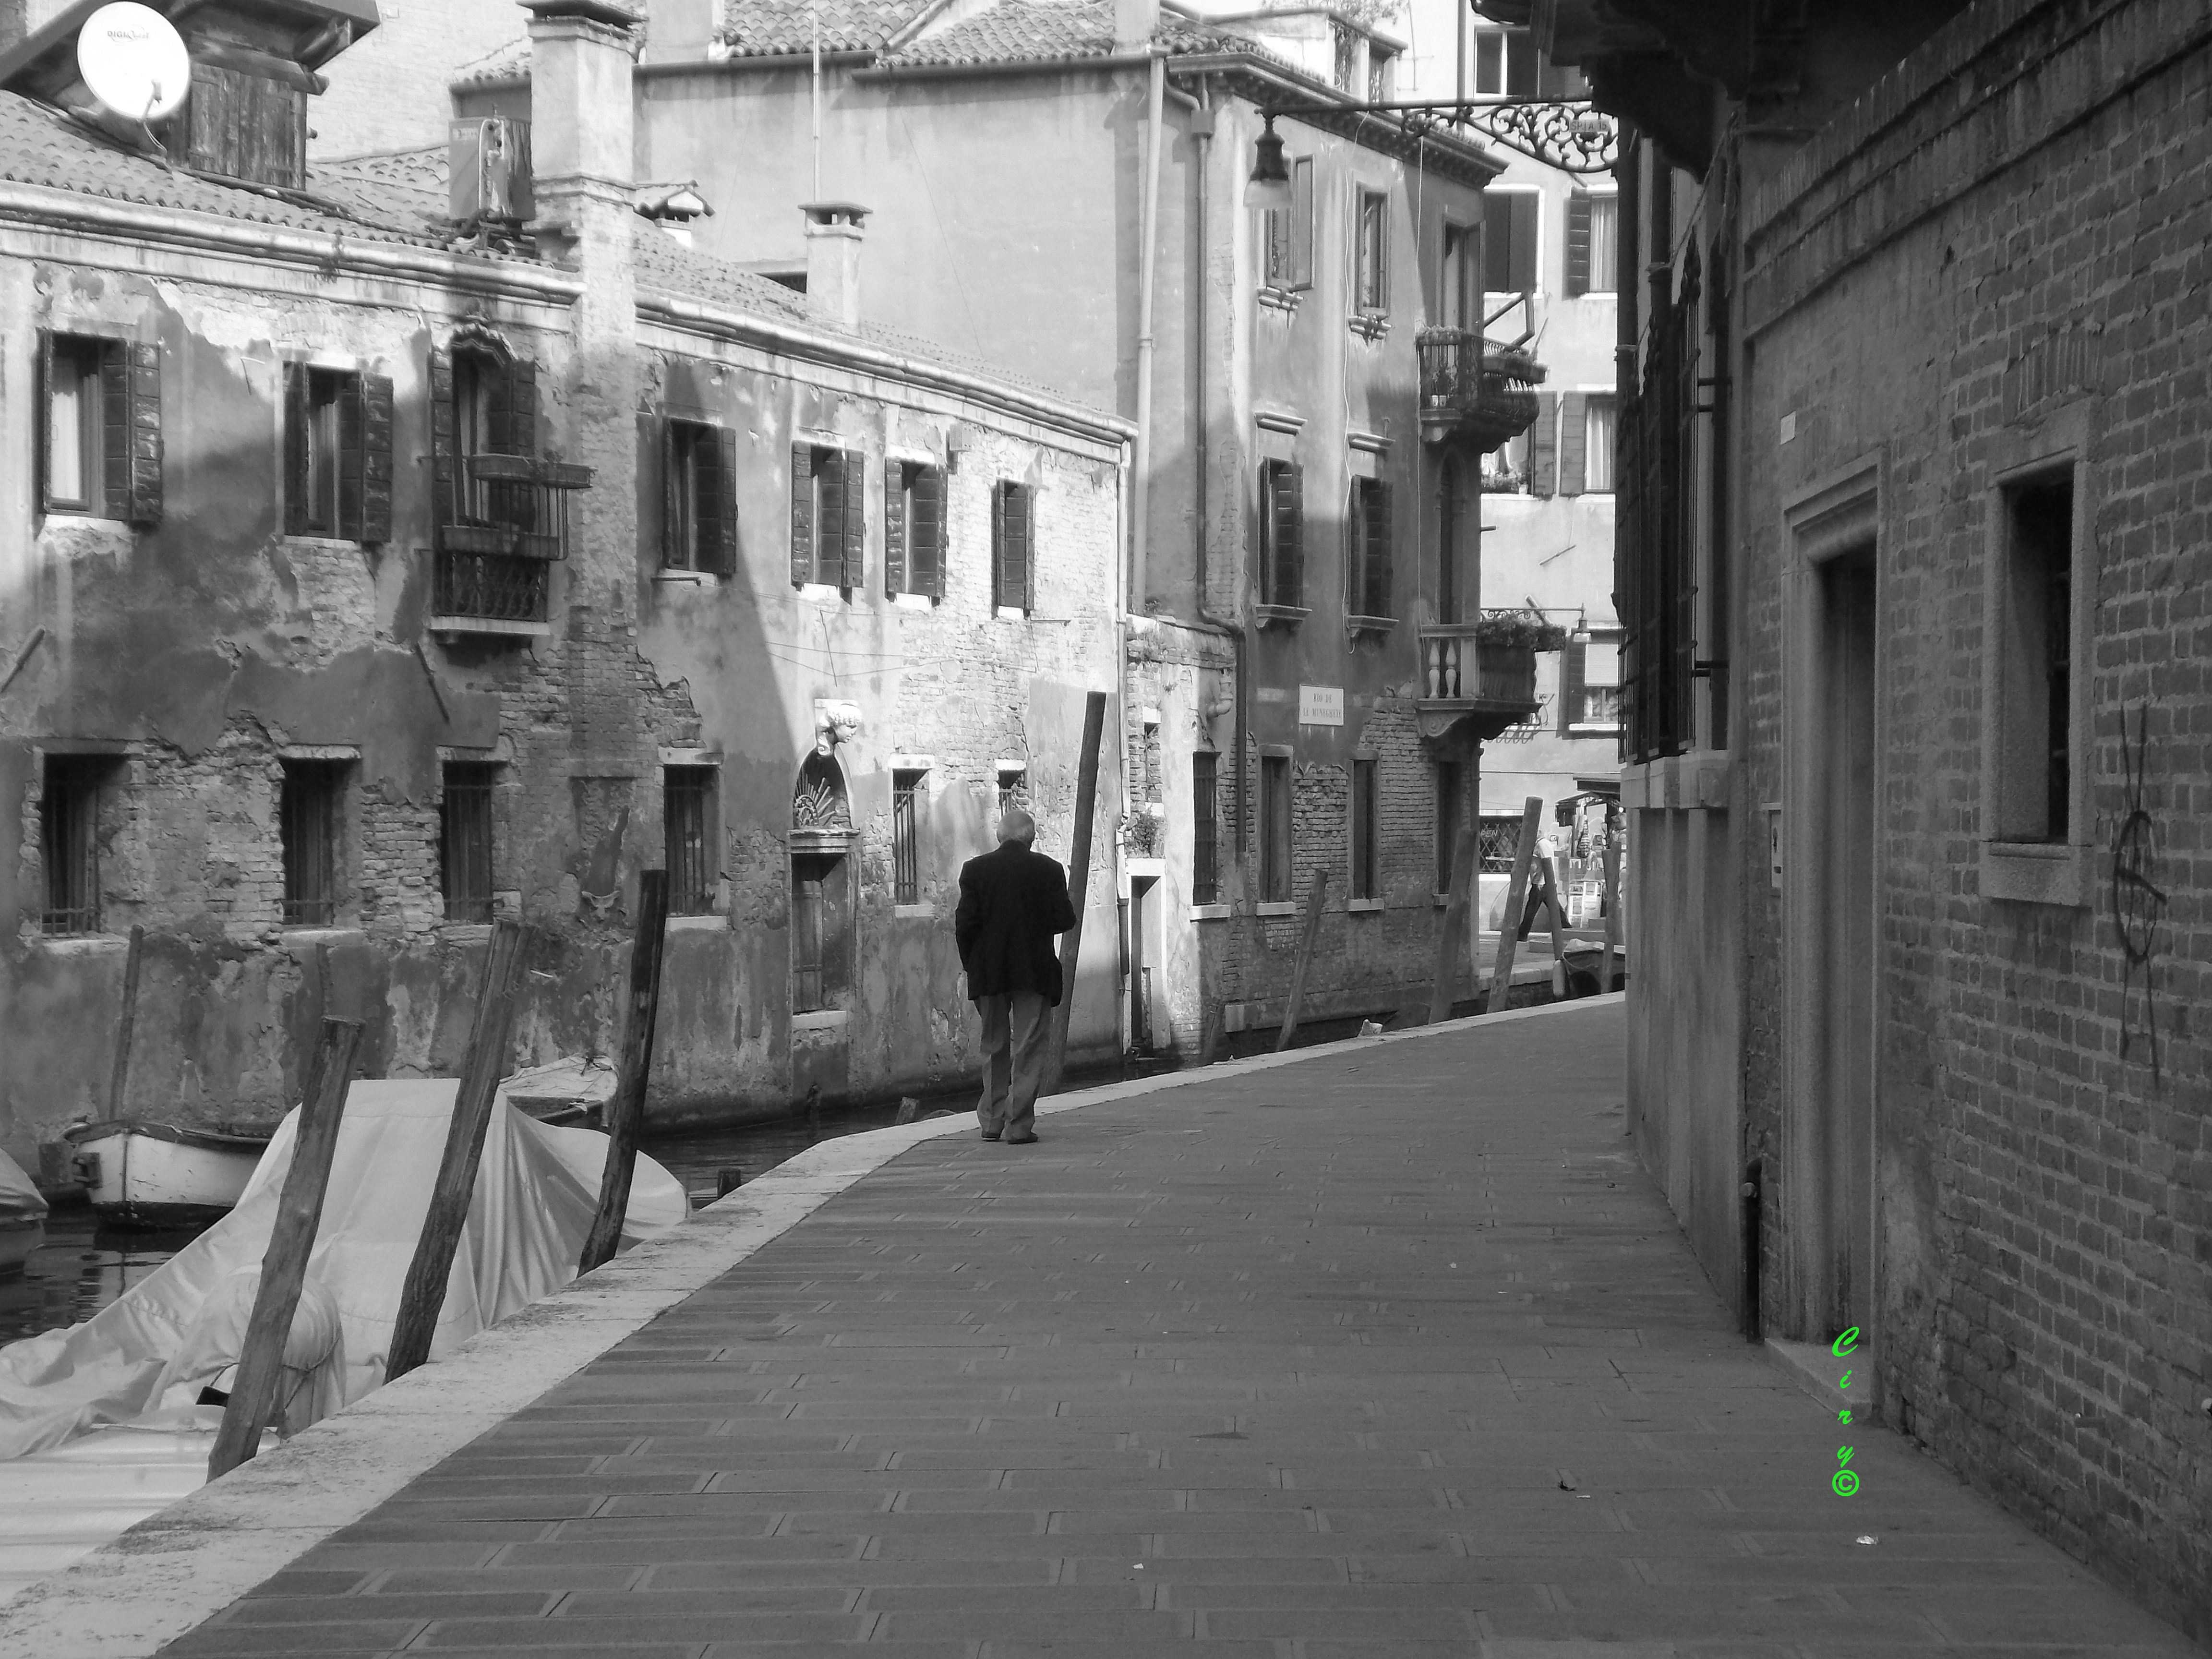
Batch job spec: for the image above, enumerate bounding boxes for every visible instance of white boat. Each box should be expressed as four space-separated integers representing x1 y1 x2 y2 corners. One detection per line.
60 1122 270 1229
0 1153 43 1277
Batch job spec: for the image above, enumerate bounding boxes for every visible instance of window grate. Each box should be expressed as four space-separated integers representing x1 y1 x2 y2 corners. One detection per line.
664 766 717 916
1192 752 1219 905
40 756 107 935
281 760 344 927
435 550 550 622
441 763 498 924
892 771 923 905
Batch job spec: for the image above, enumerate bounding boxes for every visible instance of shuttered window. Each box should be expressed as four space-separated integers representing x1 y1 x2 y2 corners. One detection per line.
991 481 1034 613
1346 477 1394 619
792 445 865 589
38 332 161 525
1528 392 1559 496
1559 392 1588 497
664 419 739 575
885 460 948 599
440 762 498 925
285 365 394 542
1259 460 1304 608
1262 157 1315 291
280 759 347 928
1583 397 1618 492
1483 191 1539 293
1355 190 1389 314
1565 193 1620 297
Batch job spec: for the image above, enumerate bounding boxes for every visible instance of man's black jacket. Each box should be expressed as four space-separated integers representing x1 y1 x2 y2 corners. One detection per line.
954 842 1077 1006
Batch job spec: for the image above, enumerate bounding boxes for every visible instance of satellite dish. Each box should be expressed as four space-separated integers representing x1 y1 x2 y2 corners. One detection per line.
76 3 191 125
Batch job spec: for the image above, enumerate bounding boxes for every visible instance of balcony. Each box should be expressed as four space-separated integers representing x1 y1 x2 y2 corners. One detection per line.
1414 621 1544 745
432 454 592 637
1418 295 1546 454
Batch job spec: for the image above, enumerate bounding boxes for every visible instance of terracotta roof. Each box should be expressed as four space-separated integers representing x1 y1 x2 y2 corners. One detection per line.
451 36 531 85
0 91 475 253
878 0 1271 67
717 0 934 57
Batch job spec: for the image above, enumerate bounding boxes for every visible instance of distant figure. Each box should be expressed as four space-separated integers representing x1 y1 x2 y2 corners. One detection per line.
1517 833 1562 942
953 806 1076 1145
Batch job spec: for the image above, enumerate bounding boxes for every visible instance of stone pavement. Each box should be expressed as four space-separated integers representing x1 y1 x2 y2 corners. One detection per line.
158 1002 2199 1658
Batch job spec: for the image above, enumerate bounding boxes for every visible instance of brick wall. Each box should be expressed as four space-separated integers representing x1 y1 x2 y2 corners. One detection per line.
310 0 527 159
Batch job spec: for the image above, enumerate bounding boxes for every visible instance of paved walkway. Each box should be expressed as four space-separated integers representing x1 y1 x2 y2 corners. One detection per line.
159 1003 2197 1658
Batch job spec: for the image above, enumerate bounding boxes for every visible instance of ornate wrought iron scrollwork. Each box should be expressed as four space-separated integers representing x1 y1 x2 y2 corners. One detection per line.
1263 98 1618 176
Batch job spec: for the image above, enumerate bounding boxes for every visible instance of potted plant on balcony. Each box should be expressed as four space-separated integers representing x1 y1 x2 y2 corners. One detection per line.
1471 610 1568 702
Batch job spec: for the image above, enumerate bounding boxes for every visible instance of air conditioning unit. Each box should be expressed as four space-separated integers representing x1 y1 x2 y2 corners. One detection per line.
449 118 534 225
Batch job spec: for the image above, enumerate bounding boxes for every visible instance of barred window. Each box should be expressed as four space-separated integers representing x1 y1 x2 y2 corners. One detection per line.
440 762 498 924
1191 752 1220 905
664 765 718 916
280 759 347 927
1478 814 1522 874
40 755 114 936
892 769 924 905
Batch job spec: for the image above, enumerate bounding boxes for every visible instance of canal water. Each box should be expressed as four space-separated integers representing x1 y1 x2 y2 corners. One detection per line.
0 1053 1187 1348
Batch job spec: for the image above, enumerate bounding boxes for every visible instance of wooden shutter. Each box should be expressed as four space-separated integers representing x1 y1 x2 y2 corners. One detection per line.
360 373 393 544
999 483 1032 612
1342 482 1361 615
1020 485 1036 612
1483 193 1514 292
510 358 539 454
913 465 946 598
1564 192 1592 298
1264 205 1290 287
1267 462 1303 609
990 479 1006 608
1529 392 1558 496
99 346 129 522
1559 636 1587 734
660 419 685 569
840 448 866 590
283 361 311 536
428 347 455 533
1559 392 1588 496
1290 158 1314 289
790 443 816 585
34 331 52 512
1512 192 1539 291
337 372 366 539
704 426 738 577
1362 480 1392 618
883 459 908 595
817 450 846 585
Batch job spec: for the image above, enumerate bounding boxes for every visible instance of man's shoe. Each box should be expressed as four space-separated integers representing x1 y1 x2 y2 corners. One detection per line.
1002 1131 1038 1145
980 1130 1001 1141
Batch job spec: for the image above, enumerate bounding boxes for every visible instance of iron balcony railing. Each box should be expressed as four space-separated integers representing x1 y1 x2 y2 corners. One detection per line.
1418 295 1546 452
434 454 591 625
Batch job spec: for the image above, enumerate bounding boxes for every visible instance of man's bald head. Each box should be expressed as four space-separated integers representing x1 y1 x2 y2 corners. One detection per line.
997 806 1036 847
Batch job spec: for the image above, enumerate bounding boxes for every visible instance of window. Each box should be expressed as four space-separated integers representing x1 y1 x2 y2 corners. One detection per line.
1994 477 2077 842
1332 22 1359 90
1437 461 1464 622
1350 757 1378 901
280 760 347 927
285 365 394 543
892 769 924 904
664 766 718 916
39 332 161 524
791 445 864 589
1583 397 1617 493
791 853 852 1012
1472 26 1538 96
1441 223 1479 331
432 343 553 621
40 755 114 936
1262 156 1315 292
1367 44 1396 102
1260 753 1292 902
1191 752 1220 904
1566 192 1619 297
1478 814 1522 874
1483 430 1530 494
996 764 1028 823
1435 761 1463 893
440 762 498 924
1484 192 1539 293
885 460 948 599
991 481 1035 612
663 418 737 574
1562 629 1623 733
1355 190 1389 314
1345 476 1394 619
1258 459 1304 608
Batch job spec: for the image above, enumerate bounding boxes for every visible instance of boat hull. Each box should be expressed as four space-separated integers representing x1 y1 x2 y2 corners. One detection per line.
61 1124 268 1230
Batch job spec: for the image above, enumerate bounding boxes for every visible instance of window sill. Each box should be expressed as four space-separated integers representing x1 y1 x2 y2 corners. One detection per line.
891 592 936 611
892 903 934 920
279 927 364 943
1258 286 1303 313
1256 900 1298 918
791 1008 850 1032
1188 902 1232 921
1347 897 1384 913
1982 841 2091 908
1254 603 1309 630
995 605 1029 620
667 913 726 932
1348 313 1391 341
795 582 848 604
1567 721 1623 736
30 933 131 955
1346 614 1395 640
429 615 553 641
284 534 372 553
653 569 720 587
1620 751 1728 811
436 922 493 942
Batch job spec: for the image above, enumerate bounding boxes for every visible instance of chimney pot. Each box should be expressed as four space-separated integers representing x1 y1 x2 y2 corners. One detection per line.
802 201 870 330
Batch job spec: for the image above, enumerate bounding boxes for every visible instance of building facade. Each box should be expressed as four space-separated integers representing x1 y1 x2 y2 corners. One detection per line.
0 0 1130 1164
1546 0 2212 1635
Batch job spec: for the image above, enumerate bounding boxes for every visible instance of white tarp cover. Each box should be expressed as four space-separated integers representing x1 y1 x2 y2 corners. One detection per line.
0 1152 45 1225
0 1081 686 1459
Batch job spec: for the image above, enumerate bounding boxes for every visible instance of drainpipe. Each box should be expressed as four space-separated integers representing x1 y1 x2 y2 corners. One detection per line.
1130 47 1167 615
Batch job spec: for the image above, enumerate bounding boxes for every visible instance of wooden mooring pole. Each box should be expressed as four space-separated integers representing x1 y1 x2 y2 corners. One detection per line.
208 1015 361 1479
108 925 145 1117
1425 823 1479 1026
579 870 670 1276
1042 689 1108 1094
386 919 528 1382
1484 797 1545 1014
1275 869 1330 1052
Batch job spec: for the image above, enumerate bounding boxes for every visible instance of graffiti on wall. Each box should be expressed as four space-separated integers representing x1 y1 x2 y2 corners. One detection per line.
2111 703 2165 1084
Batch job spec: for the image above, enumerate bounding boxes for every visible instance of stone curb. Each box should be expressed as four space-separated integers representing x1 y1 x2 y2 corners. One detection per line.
0 992 1622 1659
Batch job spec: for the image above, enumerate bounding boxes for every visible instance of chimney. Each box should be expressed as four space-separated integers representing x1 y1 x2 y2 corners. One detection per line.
802 202 870 330
1113 0 1159 50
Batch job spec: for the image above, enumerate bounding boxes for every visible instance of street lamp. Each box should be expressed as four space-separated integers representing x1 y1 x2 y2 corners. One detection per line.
1242 116 1292 211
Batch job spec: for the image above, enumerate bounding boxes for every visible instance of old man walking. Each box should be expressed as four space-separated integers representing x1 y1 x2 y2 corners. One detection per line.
954 806 1076 1144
